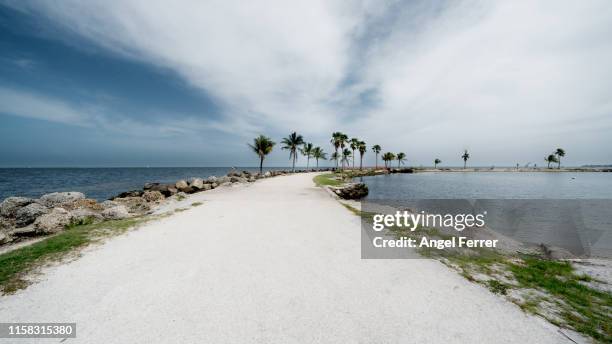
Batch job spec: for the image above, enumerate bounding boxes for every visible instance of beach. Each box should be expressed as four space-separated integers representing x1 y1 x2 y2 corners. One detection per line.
0 172 572 343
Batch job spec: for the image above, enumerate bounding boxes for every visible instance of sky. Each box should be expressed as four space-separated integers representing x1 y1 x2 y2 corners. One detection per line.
0 0 611 167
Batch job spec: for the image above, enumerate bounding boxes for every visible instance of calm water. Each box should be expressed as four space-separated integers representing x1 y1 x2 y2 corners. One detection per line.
358 172 612 199
0 167 288 201
357 172 612 257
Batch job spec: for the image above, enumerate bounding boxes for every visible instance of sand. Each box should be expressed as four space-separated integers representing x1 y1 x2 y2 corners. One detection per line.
0 173 571 343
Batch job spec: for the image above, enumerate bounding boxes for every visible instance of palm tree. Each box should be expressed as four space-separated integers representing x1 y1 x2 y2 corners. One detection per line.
248 135 276 174
434 158 441 168
461 150 470 169
545 154 558 169
338 133 348 169
312 147 327 170
281 132 304 172
372 145 381 169
341 148 352 168
350 138 360 169
330 132 344 169
396 152 406 168
382 152 395 169
330 151 340 167
555 148 565 169
358 141 367 170
301 142 314 169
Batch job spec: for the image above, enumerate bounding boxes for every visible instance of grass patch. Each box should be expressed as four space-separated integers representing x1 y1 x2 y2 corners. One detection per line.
313 173 344 187
0 216 154 295
191 202 203 207
176 194 186 201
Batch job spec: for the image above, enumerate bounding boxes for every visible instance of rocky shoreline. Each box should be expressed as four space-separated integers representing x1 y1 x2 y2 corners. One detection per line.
0 169 329 248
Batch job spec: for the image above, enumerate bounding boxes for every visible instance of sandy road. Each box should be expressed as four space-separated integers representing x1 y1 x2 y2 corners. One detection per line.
0 173 569 343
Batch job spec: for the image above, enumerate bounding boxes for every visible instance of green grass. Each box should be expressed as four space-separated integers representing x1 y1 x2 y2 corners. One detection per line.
0 216 153 294
313 173 344 187
191 202 203 207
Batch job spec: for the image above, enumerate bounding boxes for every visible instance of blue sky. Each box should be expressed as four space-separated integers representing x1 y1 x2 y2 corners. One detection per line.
1 1 611 167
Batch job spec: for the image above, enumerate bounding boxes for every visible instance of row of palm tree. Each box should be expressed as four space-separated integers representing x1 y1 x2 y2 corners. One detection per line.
250 133 565 172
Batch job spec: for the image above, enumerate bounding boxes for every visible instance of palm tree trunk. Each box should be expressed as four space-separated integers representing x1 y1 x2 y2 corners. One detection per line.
360 155 363 170
375 154 378 169
464 160 466 169
316 158 319 170
306 156 310 169
352 150 355 169
292 151 296 172
558 157 561 169
259 156 264 174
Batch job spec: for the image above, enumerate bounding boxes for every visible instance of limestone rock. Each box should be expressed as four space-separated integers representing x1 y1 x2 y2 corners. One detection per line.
15 203 50 227
188 178 204 189
330 183 369 200
142 190 164 202
34 208 73 234
101 205 130 220
0 196 33 218
39 192 85 208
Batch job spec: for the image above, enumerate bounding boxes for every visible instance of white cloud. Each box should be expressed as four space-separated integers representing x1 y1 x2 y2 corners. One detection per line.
6 0 612 165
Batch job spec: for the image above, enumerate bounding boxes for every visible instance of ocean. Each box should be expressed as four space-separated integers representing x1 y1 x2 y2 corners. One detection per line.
0 167 289 202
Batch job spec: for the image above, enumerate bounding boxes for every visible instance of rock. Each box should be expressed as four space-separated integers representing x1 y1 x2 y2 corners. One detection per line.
62 198 104 211
330 183 369 200
70 208 103 223
248 177 256 182
148 184 178 197
227 170 241 177
143 182 159 190
113 197 150 214
211 183 218 189
15 203 50 227
10 225 37 237
206 176 218 183
175 180 189 189
188 178 204 189
230 176 248 183
113 190 143 199
142 190 164 202
0 232 7 245
217 176 230 184
102 200 119 209
101 205 130 220
0 196 33 218
264 171 271 177
201 184 212 191
34 208 73 234
39 192 85 208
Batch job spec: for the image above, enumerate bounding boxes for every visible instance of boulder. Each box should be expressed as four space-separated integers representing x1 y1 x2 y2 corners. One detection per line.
39 192 85 208
201 184 212 191
0 196 33 218
142 190 164 202
143 182 159 190
148 184 178 197
10 225 37 237
113 190 143 199
230 176 248 183
15 203 50 227
34 208 73 234
211 183 218 189
264 171 272 178
101 205 130 220
227 170 241 177
330 183 369 200
0 231 7 245
70 208 103 223
206 176 218 183
175 180 189 189
102 200 119 209
248 177 256 182
188 178 204 189
113 197 150 214
62 198 104 211
217 176 230 184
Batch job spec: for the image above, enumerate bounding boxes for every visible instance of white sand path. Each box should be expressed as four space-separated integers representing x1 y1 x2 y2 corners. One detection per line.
0 173 570 343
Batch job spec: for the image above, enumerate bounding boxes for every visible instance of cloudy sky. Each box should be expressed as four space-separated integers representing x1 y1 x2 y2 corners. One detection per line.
1 0 611 167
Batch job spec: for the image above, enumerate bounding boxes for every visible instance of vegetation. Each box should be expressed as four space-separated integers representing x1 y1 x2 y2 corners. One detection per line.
462 149 470 169
555 148 566 169
248 135 276 173
341 148 352 168
350 138 360 169
301 142 314 169
434 158 441 168
313 173 343 187
372 144 381 169
382 152 395 169
330 132 348 169
358 141 367 170
545 154 558 169
0 216 157 294
330 151 340 167
396 152 406 168
312 146 327 170
281 132 304 172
